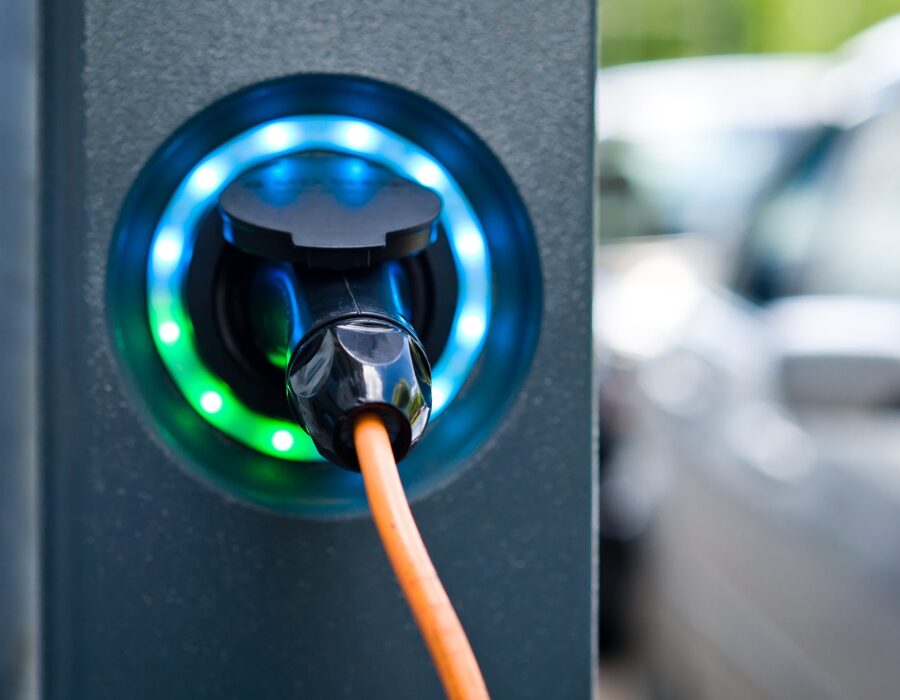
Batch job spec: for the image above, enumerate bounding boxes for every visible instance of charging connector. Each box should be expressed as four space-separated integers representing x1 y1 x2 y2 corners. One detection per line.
217 152 438 467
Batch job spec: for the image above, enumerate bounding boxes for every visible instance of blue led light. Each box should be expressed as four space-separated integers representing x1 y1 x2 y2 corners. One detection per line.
147 116 492 459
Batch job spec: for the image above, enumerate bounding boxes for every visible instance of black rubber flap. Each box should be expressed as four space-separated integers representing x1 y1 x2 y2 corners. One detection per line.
219 152 442 269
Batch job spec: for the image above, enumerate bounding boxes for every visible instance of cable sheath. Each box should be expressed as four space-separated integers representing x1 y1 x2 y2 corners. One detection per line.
354 412 490 700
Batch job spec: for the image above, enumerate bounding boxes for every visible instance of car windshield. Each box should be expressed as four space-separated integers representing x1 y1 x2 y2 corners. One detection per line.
739 107 900 303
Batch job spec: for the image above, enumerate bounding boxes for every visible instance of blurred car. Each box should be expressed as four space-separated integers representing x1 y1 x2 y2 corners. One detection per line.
596 54 827 655
617 43 900 700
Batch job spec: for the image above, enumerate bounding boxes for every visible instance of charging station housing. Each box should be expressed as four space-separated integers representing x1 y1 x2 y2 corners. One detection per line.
41 2 597 698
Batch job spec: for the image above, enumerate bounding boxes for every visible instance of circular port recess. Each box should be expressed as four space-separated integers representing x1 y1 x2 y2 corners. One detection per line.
108 75 542 517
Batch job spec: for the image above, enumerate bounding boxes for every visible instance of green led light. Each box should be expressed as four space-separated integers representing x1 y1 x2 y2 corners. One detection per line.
271 429 295 452
157 321 181 344
200 391 223 414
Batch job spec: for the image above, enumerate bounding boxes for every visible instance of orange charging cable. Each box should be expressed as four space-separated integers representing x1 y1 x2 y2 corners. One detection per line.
353 412 490 700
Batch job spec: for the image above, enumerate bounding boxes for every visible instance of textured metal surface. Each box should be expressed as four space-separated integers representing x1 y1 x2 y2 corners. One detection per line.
41 1 595 698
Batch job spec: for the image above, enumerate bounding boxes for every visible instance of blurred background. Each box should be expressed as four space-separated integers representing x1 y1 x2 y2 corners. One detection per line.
602 0 900 64
597 1 900 698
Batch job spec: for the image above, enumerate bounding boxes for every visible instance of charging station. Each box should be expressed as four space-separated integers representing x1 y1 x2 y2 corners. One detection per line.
41 2 596 697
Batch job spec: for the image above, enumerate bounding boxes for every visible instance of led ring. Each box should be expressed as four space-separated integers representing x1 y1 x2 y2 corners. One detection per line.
147 116 492 461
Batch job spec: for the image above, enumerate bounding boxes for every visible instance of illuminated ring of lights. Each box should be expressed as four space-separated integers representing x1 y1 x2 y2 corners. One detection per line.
147 116 491 461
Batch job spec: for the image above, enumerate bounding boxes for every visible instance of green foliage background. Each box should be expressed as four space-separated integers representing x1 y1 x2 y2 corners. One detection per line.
601 0 900 66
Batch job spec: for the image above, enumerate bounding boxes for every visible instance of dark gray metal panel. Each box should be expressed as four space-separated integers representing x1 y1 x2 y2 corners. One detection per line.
41 1 596 698
0 0 37 697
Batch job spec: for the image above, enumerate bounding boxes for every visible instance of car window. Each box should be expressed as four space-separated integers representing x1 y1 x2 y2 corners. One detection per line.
738 108 900 304
804 109 900 298
600 128 807 243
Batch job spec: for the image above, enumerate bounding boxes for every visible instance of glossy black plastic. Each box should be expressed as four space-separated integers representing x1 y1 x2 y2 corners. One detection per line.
249 261 432 469
287 318 431 469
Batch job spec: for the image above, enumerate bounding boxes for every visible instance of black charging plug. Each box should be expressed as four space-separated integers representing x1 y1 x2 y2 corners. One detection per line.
217 152 440 469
